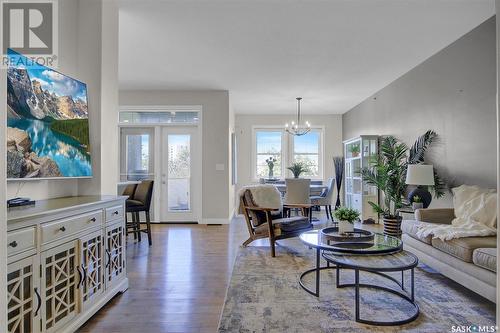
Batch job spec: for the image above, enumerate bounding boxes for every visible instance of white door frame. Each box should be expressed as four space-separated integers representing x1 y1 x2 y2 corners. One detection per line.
160 126 200 222
118 106 203 223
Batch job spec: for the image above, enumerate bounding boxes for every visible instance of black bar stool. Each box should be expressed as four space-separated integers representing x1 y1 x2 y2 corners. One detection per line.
126 180 154 246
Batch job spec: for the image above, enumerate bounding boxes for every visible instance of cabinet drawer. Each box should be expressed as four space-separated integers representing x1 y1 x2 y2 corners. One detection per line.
41 210 102 244
105 205 124 222
7 227 35 256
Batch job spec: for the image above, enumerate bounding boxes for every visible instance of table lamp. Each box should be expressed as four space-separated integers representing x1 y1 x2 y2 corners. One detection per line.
405 164 435 208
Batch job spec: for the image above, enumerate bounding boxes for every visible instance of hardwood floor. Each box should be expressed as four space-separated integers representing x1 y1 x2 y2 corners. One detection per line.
77 218 249 333
77 212 382 333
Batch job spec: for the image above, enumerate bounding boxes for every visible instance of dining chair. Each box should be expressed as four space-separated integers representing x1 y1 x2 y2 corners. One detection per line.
283 178 312 221
126 180 154 246
310 177 335 220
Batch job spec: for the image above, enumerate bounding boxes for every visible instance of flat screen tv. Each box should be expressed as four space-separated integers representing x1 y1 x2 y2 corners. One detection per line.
6 49 92 180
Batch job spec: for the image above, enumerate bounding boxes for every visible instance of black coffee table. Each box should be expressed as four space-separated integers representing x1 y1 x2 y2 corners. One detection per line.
299 228 419 326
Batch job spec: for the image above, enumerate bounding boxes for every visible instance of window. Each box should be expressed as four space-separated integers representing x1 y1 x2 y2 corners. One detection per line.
255 130 283 178
292 130 322 177
253 127 324 180
120 128 154 181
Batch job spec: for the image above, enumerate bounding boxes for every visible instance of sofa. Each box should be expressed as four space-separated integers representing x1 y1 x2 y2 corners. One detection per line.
402 208 497 303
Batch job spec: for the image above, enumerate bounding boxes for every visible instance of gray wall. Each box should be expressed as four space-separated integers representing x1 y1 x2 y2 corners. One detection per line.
119 90 232 222
343 16 497 207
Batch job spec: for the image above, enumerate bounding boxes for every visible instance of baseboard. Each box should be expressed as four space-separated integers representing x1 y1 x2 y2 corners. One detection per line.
202 218 231 225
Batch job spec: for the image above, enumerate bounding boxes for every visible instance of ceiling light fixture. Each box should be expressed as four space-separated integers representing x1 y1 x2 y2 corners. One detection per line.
285 97 311 136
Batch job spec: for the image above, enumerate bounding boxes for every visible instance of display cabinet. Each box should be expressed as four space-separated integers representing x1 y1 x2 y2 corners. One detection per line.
344 136 379 223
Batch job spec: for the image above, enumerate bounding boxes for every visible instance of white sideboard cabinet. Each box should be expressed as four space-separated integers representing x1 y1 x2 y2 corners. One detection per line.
6 196 128 333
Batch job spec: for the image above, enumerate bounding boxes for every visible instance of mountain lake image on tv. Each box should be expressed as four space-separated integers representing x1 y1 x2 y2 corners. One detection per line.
7 50 92 179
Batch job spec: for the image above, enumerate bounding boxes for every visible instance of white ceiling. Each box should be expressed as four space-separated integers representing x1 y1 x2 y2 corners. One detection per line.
119 0 495 115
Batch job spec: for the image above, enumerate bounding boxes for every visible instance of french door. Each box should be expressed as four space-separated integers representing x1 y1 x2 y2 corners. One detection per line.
160 127 199 222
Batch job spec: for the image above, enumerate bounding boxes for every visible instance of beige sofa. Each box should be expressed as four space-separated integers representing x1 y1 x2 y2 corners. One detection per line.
402 208 497 303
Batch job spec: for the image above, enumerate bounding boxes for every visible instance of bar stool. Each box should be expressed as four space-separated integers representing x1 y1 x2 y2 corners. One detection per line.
122 183 138 239
126 180 154 246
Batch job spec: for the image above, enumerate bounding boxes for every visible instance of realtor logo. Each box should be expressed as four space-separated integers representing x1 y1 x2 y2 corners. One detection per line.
1 0 58 67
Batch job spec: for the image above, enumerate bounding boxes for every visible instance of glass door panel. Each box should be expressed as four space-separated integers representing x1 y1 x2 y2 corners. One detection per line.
120 128 154 181
167 134 191 212
161 127 199 222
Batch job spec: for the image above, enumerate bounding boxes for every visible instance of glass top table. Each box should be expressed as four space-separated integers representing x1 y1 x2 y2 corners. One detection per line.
299 228 402 255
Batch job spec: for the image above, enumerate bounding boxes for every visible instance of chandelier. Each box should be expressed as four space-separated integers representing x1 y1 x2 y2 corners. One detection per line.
285 97 311 136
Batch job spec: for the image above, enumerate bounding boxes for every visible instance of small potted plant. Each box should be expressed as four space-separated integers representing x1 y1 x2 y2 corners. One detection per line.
287 162 309 178
333 206 360 234
349 144 360 157
265 157 277 178
412 195 423 210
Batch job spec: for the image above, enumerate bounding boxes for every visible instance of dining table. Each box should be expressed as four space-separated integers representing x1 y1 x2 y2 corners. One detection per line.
274 183 328 195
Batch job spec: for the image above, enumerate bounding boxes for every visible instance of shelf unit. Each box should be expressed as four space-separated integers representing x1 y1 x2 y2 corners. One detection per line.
344 136 379 223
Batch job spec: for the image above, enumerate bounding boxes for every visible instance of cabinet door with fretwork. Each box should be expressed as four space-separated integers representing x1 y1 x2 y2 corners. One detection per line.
105 222 126 289
41 240 80 333
79 230 104 311
7 255 40 333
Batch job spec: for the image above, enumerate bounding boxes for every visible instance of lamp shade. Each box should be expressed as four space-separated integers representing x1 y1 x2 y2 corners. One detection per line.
405 164 435 186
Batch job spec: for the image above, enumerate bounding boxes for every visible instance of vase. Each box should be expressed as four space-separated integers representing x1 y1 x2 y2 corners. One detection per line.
268 168 273 178
338 220 354 234
412 202 423 210
383 216 403 237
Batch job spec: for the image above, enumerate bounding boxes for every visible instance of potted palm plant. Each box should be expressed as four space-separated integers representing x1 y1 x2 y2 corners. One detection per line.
287 162 309 178
333 207 360 234
361 130 446 236
361 136 407 235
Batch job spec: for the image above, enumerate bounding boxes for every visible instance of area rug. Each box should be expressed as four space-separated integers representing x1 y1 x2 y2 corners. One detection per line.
218 239 495 333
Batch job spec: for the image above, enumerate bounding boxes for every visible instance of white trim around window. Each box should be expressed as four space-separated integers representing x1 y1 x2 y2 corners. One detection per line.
252 125 325 181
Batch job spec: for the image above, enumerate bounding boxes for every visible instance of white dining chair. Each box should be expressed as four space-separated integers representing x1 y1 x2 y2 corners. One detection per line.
284 178 312 220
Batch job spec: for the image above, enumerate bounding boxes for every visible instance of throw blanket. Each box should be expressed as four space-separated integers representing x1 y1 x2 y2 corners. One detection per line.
238 185 282 213
416 185 497 240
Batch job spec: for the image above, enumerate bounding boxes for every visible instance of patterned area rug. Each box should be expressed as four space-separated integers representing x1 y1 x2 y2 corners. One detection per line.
218 239 495 333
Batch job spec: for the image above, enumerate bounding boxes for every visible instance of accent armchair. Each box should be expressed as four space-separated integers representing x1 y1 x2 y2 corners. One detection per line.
240 185 313 257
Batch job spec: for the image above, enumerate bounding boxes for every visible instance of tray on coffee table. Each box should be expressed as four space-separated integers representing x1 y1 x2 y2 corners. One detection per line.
320 227 374 243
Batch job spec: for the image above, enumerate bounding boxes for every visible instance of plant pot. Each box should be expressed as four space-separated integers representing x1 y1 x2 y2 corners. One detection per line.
383 216 402 237
338 220 354 235
351 152 359 157
412 202 423 210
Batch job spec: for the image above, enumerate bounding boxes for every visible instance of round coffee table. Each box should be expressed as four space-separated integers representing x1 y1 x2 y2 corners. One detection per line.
299 229 403 297
299 228 419 326
323 251 419 326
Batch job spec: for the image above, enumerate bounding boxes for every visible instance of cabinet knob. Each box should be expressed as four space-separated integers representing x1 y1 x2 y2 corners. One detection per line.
8 241 18 248
113 211 119 215
59 226 66 232
90 217 97 222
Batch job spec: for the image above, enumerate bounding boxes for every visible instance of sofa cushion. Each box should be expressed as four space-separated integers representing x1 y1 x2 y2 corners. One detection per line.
401 220 432 244
431 236 497 263
473 248 497 272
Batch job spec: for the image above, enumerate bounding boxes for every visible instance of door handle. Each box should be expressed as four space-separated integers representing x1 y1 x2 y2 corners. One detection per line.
106 249 111 268
76 266 83 289
34 288 41 317
81 264 87 287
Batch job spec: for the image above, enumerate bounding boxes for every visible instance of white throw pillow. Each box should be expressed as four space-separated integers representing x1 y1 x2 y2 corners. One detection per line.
452 185 497 229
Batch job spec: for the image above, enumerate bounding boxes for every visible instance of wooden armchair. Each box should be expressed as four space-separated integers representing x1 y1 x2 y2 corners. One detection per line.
240 187 313 257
